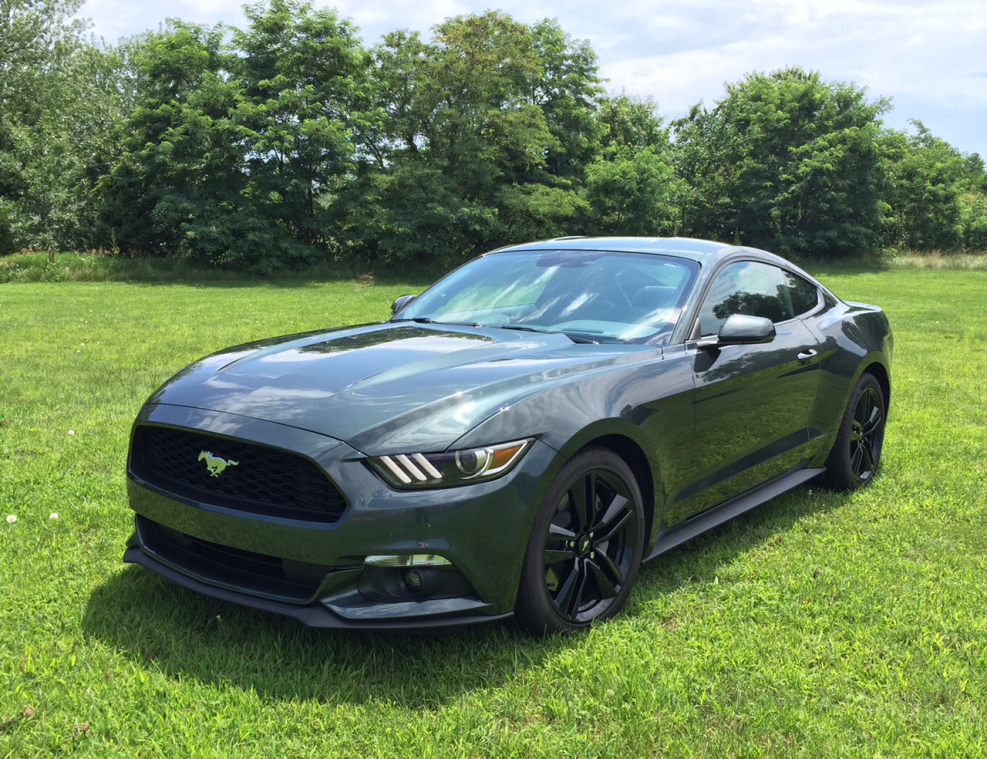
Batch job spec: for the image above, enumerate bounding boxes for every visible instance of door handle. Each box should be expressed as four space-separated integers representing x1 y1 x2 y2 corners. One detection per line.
797 348 818 364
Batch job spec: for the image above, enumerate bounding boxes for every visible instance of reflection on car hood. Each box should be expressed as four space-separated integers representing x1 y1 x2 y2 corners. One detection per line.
148 323 656 454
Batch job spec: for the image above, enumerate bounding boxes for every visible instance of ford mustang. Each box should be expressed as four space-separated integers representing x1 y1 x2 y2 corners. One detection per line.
124 237 892 634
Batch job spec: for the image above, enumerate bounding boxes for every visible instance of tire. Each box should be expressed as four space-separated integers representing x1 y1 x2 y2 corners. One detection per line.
825 372 886 490
514 447 645 636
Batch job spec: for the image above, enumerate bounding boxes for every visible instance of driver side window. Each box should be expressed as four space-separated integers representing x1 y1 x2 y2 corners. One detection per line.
697 261 794 336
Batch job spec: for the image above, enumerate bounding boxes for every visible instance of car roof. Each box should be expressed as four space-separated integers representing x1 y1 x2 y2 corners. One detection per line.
492 236 813 277
494 236 740 263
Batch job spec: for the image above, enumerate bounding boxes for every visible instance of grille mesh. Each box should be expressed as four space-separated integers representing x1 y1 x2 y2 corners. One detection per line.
131 425 347 523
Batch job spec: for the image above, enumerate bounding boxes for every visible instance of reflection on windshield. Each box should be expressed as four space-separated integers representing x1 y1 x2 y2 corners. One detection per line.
395 250 699 345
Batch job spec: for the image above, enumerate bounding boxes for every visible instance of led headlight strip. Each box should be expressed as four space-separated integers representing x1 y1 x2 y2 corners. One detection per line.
369 439 532 489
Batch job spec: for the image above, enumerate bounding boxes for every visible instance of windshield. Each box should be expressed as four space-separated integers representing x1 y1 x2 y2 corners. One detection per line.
394 249 700 345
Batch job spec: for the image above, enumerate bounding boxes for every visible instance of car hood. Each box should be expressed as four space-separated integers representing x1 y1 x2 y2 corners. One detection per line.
148 322 656 454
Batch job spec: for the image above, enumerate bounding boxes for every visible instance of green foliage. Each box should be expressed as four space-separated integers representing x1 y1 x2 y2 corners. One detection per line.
97 2 373 272
0 0 128 252
234 0 370 249
585 147 677 236
675 67 889 257
528 19 604 181
960 192 987 251
500 183 588 242
584 95 679 236
880 121 970 250
0 201 15 256
598 95 667 151
337 11 603 265
98 22 250 260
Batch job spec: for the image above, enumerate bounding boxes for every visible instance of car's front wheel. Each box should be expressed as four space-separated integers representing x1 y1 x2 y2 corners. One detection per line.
825 372 886 490
514 447 645 635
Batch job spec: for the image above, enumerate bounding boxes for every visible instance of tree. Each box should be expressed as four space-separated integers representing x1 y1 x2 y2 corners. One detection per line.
528 19 603 182
98 23 254 261
0 0 128 251
234 0 370 248
340 11 599 265
100 2 371 271
880 121 987 250
583 94 679 236
674 68 889 256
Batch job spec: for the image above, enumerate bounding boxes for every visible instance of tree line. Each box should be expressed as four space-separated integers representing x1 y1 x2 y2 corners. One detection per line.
2 0 985 271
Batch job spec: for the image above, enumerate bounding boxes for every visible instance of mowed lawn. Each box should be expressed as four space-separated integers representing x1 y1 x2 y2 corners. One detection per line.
1 267 985 756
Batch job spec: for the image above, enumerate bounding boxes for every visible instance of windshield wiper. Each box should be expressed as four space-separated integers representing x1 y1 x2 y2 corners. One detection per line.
392 316 482 327
394 318 599 343
495 324 553 334
494 324 599 344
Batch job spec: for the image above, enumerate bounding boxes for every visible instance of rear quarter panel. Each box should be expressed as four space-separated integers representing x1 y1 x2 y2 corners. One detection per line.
805 299 892 464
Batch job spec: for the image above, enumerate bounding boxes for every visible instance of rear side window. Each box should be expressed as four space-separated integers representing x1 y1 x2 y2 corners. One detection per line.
788 273 820 316
697 261 793 336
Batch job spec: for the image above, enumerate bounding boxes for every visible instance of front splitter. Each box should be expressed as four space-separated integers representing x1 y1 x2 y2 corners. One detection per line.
123 544 513 632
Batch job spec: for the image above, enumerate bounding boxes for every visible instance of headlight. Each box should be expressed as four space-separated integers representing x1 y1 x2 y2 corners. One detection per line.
367 439 532 489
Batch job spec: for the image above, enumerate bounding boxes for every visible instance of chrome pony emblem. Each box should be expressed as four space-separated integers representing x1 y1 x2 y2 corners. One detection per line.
198 451 239 477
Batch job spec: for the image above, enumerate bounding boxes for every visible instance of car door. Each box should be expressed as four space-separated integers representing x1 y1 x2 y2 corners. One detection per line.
662 260 823 526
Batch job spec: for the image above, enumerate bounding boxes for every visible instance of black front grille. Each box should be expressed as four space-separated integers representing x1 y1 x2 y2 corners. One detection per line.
131 425 347 523
137 516 327 601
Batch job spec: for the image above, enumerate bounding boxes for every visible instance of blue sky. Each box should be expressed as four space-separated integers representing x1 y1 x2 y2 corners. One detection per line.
77 0 987 158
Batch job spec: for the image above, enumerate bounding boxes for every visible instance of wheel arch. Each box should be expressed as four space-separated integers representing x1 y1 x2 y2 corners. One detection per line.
551 422 661 554
861 360 891 417
590 434 657 550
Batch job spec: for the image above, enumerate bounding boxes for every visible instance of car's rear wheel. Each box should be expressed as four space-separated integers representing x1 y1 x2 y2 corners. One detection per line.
825 372 886 490
514 447 645 635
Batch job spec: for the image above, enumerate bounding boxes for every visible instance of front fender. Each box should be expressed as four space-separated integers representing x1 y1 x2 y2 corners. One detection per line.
452 352 696 554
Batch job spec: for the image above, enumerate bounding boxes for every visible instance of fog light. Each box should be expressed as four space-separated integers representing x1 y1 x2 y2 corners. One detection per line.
403 568 425 593
364 554 451 567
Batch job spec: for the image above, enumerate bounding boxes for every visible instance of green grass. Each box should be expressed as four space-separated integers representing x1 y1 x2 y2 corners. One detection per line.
1 269 985 756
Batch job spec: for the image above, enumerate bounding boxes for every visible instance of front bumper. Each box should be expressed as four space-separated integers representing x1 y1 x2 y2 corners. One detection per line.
123 531 513 630
125 403 557 628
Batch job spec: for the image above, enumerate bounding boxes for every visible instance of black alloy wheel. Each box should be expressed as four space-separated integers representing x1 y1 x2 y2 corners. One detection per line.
515 447 645 635
826 372 886 490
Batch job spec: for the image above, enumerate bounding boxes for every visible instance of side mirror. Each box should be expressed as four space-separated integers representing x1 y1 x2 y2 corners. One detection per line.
699 314 776 347
717 314 776 344
391 294 417 316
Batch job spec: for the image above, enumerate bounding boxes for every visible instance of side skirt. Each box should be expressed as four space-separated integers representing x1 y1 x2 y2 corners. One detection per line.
645 465 825 562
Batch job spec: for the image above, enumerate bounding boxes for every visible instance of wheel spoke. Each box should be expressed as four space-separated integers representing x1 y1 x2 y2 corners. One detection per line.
597 550 626 588
850 443 865 474
543 545 576 565
862 405 883 436
568 475 592 531
548 523 576 540
586 558 619 599
554 560 588 619
593 502 631 544
593 493 628 530
859 438 875 475
856 388 872 420
544 524 577 565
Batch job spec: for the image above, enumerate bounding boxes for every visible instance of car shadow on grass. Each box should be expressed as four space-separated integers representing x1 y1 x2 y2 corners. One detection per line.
632 483 855 607
81 482 854 709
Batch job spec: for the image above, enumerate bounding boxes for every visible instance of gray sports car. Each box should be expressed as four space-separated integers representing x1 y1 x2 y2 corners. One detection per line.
124 237 892 634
